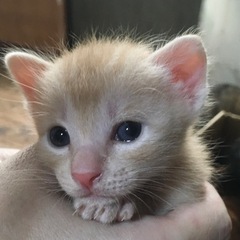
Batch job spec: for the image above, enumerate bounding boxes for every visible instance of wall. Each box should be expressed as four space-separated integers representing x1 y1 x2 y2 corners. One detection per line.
0 0 66 49
200 0 240 86
67 0 202 44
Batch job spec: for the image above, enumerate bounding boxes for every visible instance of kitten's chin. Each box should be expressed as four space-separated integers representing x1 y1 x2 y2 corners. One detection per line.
67 186 108 198
70 191 104 200
65 186 92 198
69 187 118 199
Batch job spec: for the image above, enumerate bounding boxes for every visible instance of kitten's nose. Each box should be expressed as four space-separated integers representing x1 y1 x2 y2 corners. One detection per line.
71 146 103 189
72 172 101 189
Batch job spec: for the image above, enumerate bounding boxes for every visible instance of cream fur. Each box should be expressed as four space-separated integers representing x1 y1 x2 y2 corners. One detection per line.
4 35 212 224
0 147 135 239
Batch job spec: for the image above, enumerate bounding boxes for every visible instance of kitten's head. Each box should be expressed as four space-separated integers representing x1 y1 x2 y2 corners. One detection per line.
5 35 207 200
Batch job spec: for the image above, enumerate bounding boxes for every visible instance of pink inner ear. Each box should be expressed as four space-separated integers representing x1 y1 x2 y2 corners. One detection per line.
13 60 44 100
155 36 207 94
171 51 206 91
5 53 50 101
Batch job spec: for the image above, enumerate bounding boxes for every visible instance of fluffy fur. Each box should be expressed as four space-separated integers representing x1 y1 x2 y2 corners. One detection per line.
4 35 212 223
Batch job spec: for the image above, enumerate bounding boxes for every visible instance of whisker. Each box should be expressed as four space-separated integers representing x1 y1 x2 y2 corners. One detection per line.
128 191 152 212
135 187 173 209
0 97 25 104
0 72 15 82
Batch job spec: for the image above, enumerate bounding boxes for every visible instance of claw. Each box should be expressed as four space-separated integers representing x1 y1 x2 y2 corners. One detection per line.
73 197 134 223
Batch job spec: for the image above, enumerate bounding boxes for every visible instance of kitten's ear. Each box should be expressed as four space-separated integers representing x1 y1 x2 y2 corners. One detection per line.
4 52 51 101
151 35 207 111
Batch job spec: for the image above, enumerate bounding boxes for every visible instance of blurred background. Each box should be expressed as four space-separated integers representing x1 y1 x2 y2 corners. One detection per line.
0 0 205 148
0 0 240 239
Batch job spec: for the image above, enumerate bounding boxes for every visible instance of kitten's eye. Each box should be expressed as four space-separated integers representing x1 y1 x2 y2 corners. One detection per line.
115 121 142 143
49 126 70 147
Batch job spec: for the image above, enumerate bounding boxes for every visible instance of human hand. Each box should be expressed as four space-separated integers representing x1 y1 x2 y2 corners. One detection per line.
113 182 231 240
0 148 231 240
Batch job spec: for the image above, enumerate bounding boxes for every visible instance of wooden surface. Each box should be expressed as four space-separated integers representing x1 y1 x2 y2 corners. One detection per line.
0 0 66 49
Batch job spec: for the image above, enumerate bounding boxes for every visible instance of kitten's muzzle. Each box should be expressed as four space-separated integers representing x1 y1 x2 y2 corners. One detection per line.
71 146 103 190
72 172 101 190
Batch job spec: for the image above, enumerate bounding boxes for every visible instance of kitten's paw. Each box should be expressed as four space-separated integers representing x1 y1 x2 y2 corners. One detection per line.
74 197 120 223
117 202 135 222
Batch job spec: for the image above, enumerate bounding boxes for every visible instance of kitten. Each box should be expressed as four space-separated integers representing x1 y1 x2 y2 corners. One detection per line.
4 34 212 223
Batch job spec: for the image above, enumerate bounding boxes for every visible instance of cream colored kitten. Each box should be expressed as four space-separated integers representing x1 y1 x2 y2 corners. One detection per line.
4 35 212 224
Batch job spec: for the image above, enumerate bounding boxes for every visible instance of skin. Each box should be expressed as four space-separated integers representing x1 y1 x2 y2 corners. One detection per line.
0 147 231 240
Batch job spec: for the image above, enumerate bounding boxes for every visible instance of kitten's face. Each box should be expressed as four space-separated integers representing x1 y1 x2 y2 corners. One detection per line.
5 36 207 201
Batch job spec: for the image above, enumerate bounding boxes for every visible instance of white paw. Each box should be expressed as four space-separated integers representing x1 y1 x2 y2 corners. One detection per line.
117 202 135 222
74 197 120 223
74 197 135 223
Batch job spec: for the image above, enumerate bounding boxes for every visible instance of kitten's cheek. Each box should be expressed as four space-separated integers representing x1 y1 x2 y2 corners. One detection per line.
71 148 103 190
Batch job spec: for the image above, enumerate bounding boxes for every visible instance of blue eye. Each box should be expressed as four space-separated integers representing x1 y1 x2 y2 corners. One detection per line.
115 121 142 143
49 126 70 147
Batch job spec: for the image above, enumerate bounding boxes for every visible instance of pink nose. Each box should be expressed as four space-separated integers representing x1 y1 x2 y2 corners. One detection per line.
72 172 101 189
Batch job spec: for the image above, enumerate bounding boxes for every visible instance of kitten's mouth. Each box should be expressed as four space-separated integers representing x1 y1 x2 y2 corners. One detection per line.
74 187 118 199
73 186 102 198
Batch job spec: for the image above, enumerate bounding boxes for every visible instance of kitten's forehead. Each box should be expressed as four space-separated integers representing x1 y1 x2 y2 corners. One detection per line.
38 39 169 135
49 40 160 108
57 40 151 83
